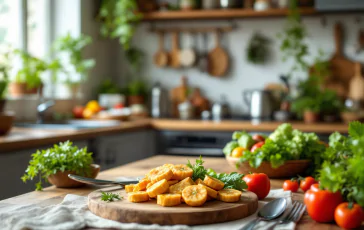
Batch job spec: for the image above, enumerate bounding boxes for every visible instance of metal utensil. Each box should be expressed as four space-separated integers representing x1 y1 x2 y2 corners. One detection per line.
243 89 275 119
198 33 208 73
68 174 139 186
267 201 306 230
240 198 287 230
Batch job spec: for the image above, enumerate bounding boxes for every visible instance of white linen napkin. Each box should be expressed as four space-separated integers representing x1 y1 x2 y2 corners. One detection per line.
0 189 298 230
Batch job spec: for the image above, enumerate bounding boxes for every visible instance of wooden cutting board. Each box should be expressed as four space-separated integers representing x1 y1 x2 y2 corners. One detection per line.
208 30 229 77
88 186 258 226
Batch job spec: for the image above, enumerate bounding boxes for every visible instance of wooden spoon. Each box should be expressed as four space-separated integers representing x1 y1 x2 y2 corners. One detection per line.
153 32 169 67
169 32 181 68
208 30 229 77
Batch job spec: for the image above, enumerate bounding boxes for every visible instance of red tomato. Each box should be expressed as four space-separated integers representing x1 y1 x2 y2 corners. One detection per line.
113 103 124 109
304 184 343 223
243 173 270 200
335 202 364 229
252 134 265 143
283 180 299 192
300 176 318 192
72 106 85 119
250 141 264 152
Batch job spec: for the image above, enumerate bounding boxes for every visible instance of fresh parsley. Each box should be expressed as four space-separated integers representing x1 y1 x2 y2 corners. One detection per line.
21 141 93 191
101 192 122 202
187 156 248 191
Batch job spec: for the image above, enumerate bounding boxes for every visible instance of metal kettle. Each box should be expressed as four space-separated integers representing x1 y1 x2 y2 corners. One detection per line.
243 90 274 119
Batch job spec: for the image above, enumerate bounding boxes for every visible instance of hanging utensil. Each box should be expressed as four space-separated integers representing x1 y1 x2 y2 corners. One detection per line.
197 33 208 73
153 32 169 67
179 32 196 67
208 30 229 77
169 32 181 68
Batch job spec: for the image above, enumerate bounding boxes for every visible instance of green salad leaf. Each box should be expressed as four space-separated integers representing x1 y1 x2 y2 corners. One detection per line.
101 192 122 202
21 141 93 191
222 141 239 156
187 156 247 191
319 121 364 206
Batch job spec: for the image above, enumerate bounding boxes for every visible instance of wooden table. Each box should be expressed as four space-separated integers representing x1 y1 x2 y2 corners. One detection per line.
0 155 340 230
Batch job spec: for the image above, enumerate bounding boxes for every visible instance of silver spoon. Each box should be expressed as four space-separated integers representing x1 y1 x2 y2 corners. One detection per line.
68 174 139 186
240 198 287 230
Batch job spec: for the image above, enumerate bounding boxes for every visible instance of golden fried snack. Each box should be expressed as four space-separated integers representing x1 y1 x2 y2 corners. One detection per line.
147 166 173 183
198 183 218 199
157 194 182 207
163 164 174 170
195 178 203 184
203 175 225 191
133 178 150 192
128 191 149 203
217 189 242 202
167 180 179 185
182 185 207 207
169 177 195 194
171 164 193 180
125 184 136 193
147 179 169 198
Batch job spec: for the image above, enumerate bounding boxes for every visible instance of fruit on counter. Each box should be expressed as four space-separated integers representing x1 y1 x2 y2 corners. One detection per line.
86 100 101 113
113 103 124 109
243 173 270 200
82 108 95 119
304 183 343 223
299 176 318 192
250 141 264 152
283 179 299 192
231 146 246 158
72 106 85 119
334 202 364 229
252 134 265 143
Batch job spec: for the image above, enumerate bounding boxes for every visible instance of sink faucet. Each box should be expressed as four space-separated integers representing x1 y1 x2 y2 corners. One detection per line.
37 100 55 124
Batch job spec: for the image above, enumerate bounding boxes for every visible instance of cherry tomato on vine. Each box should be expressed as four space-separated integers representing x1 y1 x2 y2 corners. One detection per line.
250 142 264 152
335 202 364 229
283 179 299 192
300 176 318 192
252 134 265 143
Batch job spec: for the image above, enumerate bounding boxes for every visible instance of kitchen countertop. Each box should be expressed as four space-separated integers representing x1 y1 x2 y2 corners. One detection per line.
0 155 340 230
0 119 349 152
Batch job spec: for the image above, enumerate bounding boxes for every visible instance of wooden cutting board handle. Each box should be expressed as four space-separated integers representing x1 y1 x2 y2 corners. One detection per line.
334 23 343 56
172 32 179 51
158 32 164 51
214 30 221 48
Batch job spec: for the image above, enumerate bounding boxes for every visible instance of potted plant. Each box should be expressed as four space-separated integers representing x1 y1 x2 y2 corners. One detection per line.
21 141 100 190
319 89 343 122
53 33 95 98
98 79 125 109
9 50 47 97
0 63 9 113
126 80 147 105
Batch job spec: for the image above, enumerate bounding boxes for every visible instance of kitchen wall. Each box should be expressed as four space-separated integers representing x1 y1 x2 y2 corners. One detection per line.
118 13 364 115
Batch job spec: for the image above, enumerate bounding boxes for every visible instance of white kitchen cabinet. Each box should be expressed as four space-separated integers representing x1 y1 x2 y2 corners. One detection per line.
0 140 88 200
90 130 157 170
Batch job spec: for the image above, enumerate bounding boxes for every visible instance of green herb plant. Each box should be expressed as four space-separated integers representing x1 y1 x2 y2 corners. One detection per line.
127 80 147 97
187 156 248 191
21 141 93 191
0 47 11 98
101 192 122 202
98 79 121 94
246 32 271 65
53 32 95 85
319 121 364 206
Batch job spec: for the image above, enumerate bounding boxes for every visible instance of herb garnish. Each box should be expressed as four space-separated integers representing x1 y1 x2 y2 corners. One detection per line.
101 192 122 202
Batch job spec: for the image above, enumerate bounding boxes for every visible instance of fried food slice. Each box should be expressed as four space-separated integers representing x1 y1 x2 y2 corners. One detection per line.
182 185 207 207
128 191 149 203
163 164 174 170
169 177 195 194
171 164 193 180
217 189 242 202
167 180 179 185
195 178 203 184
147 179 169 198
133 178 150 192
125 184 136 193
203 175 225 191
147 166 173 183
157 194 182 207
198 183 218 199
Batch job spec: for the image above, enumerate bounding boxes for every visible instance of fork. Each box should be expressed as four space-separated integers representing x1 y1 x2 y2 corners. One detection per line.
267 201 306 230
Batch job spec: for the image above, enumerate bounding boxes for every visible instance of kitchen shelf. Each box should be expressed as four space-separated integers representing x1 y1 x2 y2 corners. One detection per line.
142 7 318 21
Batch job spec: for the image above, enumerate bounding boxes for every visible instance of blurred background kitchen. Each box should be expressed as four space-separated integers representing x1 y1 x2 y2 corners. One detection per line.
0 0 364 199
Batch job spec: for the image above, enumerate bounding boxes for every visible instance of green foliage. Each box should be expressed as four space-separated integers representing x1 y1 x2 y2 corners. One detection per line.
126 80 147 96
101 192 122 202
246 32 271 64
187 156 248 191
238 123 326 173
99 0 142 51
222 141 239 156
21 141 93 191
53 32 95 84
13 49 48 89
0 48 10 98
237 133 255 149
98 79 121 94
319 121 364 206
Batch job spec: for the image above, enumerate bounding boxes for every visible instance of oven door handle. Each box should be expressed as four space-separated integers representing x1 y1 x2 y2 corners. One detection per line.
166 147 223 156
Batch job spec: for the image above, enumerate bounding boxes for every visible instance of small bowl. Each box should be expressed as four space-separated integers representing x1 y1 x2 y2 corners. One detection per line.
48 164 100 188
226 156 311 178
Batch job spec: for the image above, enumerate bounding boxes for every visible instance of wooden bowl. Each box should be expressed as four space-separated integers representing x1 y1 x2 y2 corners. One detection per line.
226 156 311 178
0 112 14 136
48 164 100 188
